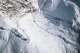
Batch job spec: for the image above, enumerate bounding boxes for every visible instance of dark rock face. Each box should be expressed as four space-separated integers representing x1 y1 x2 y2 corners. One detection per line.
0 0 36 18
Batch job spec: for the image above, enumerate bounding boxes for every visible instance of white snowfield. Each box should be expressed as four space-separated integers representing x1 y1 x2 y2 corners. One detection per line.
0 0 80 53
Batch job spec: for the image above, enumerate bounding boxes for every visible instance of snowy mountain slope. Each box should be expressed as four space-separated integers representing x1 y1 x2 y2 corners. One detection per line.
0 18 30 53
19 0 80 53
0 0 80 53
19 13 67 53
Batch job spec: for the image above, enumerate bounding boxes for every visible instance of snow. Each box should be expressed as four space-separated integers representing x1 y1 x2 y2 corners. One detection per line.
0 0 80 53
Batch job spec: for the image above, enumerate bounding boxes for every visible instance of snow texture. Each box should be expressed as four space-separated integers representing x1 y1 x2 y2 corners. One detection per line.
0 0 80 53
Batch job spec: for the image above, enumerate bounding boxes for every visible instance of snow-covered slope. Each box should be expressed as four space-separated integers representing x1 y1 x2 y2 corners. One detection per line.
0 0 80 53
